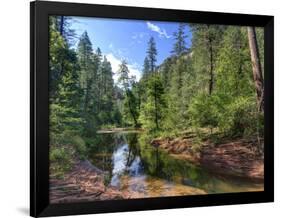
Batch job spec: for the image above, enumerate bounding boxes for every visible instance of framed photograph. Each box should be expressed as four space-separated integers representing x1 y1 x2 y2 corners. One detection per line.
30 1 274 217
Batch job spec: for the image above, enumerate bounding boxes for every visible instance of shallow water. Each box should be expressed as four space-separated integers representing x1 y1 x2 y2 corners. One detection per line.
88 132 263 197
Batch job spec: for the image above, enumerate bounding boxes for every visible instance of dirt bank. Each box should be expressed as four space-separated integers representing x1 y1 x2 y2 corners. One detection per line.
151 137 264 180
50 160 129 204
50 158 206 204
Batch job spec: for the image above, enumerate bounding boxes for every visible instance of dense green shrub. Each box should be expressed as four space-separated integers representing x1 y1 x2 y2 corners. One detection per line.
50 146 73 178
188 92 263 138
188 93 220 131
50 147 69 162
218 96 262 137
71 135 87 159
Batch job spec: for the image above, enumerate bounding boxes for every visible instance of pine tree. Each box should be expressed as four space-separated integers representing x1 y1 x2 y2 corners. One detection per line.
140 38 166 130
172 23 187 56
49 16 67 100
77 31 93 109
98 56 117 124
215 26 252 97
139 74 166 130
49 17 82 135
51 16 76 46
142 57 150 78
146 36 157 73
165 55 190 130
117 61 139 127
77 31 99 135
190 24 225 95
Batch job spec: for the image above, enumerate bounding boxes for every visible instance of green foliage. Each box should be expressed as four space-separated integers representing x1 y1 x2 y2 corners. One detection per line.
71 135 87 159
49 15 265 168
215 26 253 97
49 17 83 138
50 146 74 178
188 93 262 138
118 61 140 127
164 55 191 130
142 57 150 78
172 23 188 56
190 24 225 94
139 74 166 131
50 147 70 162
217 96 262 137
146 36 157 72
76 31 121 135
49 18 68 99
188 93 220 130
122 90 139 126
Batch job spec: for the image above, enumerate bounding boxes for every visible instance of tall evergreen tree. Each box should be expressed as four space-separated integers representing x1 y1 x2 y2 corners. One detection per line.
139 75 166 130
191 24 225 95
140 38 166 130
172 23 187 56
146 36 157 73
117 61 139 127
54 16 76 45
142 57 150 78
98 56 117 124
49 17 82 135
165 55 190 130
77 31 98 135
77 31 93 109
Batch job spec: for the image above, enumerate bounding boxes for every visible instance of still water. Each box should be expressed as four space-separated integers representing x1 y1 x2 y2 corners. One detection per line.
88 132 263 197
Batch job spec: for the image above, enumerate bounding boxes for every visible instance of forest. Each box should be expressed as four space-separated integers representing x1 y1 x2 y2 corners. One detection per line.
49 16 264 203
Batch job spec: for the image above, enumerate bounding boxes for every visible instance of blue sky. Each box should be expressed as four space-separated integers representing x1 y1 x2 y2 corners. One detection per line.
69 16 192 82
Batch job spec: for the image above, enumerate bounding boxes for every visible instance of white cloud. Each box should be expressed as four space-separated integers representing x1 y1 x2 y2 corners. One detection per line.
106 53 141 83
146 22 171 39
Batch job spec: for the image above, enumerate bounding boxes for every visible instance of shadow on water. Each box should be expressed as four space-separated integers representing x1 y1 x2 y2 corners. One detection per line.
88 132 263 196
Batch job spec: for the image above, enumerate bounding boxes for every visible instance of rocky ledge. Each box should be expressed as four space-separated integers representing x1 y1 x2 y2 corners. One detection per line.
151 137 264 180
50 160 129 204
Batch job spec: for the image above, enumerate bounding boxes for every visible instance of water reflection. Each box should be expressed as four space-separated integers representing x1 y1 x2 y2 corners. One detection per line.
110 143 144 187
88 132 263 196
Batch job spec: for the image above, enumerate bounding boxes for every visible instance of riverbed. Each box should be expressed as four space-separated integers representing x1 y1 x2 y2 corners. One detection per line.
88 131 263 197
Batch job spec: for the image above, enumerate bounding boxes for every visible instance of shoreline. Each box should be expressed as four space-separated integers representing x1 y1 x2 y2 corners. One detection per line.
50 159 129 204
50 158 206 204
50 133 264 204
97 127 144 134
151 136 264 180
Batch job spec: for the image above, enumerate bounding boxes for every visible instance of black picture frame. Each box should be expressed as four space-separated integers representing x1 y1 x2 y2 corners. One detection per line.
30 1 274 217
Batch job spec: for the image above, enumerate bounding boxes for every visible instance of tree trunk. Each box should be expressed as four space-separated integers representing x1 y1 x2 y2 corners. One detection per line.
60 16 64 37
247 27 264 112
125 89 138 127
208 35 214 95
154 81 159 129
